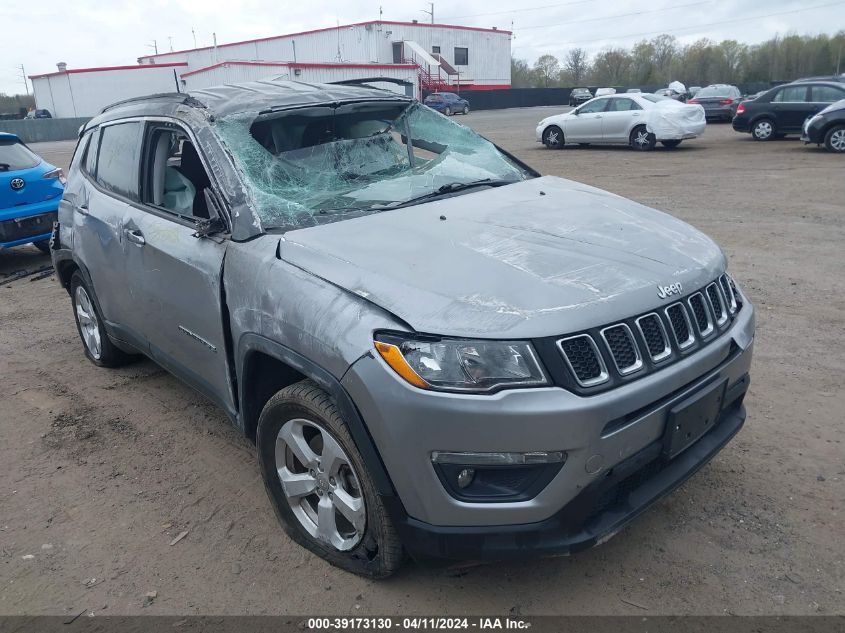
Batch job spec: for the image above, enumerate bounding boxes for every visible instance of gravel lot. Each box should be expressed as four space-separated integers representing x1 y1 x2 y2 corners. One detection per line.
1 108 843 616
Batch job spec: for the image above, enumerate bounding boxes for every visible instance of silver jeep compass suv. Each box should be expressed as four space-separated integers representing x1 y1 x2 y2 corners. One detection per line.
51 81 754 577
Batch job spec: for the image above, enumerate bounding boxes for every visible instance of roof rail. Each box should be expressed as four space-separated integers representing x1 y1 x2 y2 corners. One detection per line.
99 92 196 114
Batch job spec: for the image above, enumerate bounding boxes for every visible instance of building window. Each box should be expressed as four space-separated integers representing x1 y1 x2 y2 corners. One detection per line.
432 46 441 55
454 47 468 66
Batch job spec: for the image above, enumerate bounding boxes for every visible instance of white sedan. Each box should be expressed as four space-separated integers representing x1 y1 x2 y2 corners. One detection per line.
536 93 706 151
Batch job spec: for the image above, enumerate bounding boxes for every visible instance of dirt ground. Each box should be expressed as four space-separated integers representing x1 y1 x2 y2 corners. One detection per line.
1 109 843 617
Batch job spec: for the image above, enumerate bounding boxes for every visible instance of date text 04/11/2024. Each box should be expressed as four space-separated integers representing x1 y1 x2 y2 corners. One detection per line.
306 617 531 630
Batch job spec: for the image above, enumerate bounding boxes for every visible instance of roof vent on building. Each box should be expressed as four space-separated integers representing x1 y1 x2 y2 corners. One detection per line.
56 62 68 72
492 26 497 30
412 19 418 23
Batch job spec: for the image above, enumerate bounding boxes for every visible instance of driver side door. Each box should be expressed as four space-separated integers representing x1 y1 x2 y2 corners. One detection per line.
565 98 608 142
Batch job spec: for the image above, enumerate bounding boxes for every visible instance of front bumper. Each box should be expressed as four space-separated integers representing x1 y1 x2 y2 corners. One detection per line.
0 198 60 248
390 389 747 561
801 119 824 144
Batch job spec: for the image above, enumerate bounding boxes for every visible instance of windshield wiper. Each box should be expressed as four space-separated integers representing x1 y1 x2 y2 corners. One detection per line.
381 178 516 210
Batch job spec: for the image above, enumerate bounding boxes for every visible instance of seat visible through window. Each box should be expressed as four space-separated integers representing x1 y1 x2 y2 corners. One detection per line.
148 129 210 219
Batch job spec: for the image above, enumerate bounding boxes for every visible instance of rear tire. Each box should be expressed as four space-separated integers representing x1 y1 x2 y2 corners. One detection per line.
444 107 452 116
661 140 682 148
33 240 51 254
823 124 845 153
462 105 469 115
751 118 775 141
257 380 404 578
542 125 564 149
69 271 135 368
630 126 656 151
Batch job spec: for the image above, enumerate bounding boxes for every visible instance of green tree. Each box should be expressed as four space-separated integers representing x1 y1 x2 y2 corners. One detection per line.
511 57 534 88
561 48 590 84
590 48 632 85
533 54 561 87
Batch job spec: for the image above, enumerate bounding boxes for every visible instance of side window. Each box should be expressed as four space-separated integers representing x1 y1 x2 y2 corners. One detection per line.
811 85 845 103
432 46 441 55
578 99 607 114
142 126 211 219
96 122 142 199
454 47 469 66
608 98 640 112
773 86 808 103
82 129 100 177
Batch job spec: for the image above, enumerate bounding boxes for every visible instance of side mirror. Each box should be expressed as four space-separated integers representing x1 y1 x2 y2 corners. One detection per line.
572 108 580 115
194 188 228 238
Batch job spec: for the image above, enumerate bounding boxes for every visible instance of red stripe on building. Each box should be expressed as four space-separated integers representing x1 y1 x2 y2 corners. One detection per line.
138 21 511 62
181 61 418 78
29 62 188 80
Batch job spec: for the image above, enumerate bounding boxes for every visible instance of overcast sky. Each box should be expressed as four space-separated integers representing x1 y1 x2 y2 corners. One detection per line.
3 0 843 94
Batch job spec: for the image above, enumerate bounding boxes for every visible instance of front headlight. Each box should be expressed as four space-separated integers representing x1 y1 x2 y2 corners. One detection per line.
374 333 549 393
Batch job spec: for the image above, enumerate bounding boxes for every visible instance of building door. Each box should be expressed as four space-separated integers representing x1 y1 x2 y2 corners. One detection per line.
392 42 403 63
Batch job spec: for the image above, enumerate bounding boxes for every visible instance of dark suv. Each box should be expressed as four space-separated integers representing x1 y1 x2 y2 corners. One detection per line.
423 92 469 116
732 80 845 140
569 88 593 107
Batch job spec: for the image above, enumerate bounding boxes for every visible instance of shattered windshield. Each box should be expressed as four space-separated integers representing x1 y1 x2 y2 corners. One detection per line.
214 101 531 230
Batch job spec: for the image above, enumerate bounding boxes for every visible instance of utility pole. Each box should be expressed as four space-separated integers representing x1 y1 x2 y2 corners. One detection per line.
421 2 434 24
168 36 174 52
147 40 158 55
192 28 197 48
837 42 843 75
18 64 29 95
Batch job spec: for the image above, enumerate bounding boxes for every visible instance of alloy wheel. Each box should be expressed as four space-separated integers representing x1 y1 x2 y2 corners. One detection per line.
829 128 845 152
75 285 102 360
275 418 366 551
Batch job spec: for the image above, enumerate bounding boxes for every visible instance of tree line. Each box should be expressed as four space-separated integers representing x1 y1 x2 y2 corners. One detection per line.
0 93 35 116
512 31 845 89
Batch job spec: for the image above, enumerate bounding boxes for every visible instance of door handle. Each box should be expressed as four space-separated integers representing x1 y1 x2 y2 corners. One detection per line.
124 228 145 246
594 115 603 119
77 203 90 216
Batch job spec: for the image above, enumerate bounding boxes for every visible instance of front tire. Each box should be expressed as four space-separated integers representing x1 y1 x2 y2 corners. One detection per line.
69 271 134 367
462 105 469 115
824 124 845 153
630 126 656 151
542 125 564 149
751 118 775 141
661 140 682 148
257 380 404 578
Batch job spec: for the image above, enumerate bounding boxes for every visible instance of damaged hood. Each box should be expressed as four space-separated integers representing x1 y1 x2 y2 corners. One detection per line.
278 176 726 338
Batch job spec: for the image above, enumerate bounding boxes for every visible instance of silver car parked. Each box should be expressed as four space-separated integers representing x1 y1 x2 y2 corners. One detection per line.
52 81 754 577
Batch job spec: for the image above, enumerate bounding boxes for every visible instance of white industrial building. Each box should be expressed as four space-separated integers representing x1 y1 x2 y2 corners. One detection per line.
30 20 512 118
29 63 187 119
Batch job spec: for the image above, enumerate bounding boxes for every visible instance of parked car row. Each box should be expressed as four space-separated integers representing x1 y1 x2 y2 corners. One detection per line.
535 75 845 153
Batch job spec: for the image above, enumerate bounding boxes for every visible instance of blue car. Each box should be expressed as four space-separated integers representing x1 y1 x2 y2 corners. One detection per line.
423 92 470 116
0 133 65 252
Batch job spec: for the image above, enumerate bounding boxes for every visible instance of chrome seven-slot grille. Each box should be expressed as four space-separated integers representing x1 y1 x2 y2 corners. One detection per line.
558 274 742 388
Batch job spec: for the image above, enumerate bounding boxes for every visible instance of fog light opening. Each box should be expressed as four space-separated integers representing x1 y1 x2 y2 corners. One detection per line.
457 468 475 489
